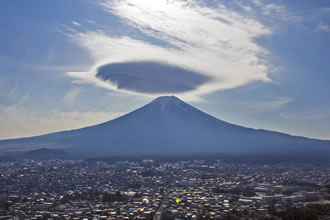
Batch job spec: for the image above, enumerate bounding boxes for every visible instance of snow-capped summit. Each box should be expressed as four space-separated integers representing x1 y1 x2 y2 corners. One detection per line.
151 95 181 104
145 95 187 112
139 95 201 116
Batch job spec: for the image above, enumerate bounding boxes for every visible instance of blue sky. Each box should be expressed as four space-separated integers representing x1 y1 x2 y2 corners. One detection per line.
0 0 330 140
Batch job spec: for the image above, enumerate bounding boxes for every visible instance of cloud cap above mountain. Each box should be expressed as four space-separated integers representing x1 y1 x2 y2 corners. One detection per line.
96 61 211 94
67 0 272 101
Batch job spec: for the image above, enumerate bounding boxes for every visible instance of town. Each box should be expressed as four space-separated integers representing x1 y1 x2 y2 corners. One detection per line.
0 158 329 219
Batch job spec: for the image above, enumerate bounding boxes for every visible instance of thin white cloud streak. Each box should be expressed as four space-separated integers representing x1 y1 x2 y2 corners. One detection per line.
316 22 330 32
72 21 81 26
68 0 274 101
0 105 125 139
249 97 294 111
251 0 303 23
262 4 302 22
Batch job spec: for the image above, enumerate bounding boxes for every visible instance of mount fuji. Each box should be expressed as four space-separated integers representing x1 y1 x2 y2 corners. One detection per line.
0 96 329 160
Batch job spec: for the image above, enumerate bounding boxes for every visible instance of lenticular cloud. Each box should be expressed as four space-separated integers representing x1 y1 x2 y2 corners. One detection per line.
96 61 210 94
68 0 272 101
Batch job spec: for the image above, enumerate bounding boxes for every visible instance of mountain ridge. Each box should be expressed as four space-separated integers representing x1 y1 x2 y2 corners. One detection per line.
0 96 329 160
0 95 326 141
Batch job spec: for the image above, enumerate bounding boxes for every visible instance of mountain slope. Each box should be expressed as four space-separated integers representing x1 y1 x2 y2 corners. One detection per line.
0 96 329 159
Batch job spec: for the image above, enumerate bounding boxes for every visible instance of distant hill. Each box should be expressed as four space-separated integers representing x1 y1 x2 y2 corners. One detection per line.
19 148 71 160
0 155 15 162
0 96 329 162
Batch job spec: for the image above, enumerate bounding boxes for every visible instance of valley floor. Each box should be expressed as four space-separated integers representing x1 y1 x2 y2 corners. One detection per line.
0 158 329 219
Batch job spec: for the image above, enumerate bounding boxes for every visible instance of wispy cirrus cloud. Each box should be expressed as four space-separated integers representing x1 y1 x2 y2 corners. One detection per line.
67 0 279 101
249 96 294 112
316 22 330 32
260 3 303 23
72 21 81 27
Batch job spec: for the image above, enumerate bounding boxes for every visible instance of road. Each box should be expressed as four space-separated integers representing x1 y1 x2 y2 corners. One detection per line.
154 192 168 220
